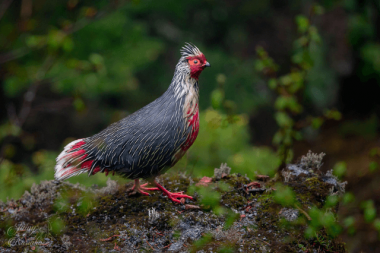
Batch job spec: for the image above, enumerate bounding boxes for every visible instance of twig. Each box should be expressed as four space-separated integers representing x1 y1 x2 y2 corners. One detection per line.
295 204 312 221
146 240 155 250
162 243 172 249
99 235 120 242
185 204 200 210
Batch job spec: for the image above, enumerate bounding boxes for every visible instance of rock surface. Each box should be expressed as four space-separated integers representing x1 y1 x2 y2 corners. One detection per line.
0 161 346 252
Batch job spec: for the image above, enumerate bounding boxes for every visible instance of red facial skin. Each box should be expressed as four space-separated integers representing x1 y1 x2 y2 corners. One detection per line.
187 54 208 80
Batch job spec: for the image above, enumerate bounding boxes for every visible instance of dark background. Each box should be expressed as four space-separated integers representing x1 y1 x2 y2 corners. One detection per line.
1 0 380 252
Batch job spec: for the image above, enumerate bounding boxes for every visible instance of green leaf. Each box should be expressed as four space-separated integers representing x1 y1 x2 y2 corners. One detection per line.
311 117 324 129
309 26 321 43
333 162 346 179
49 217 65 235
256 46 267 57
62 36 74 52
342 192 355 204
373 219 380 231
287 97 303 113
272 130 284 145
275 96 302 113
295 15 309 33
25 35 46 48
73 98 86 112
47 30 66 50
361 200 376 222
268 78 277 89
304 226 316 238
274 97 288 110
89 53 104 65
193 233 213 249
294 36 309 48
344 216 355 228
312 4 325 15
198 186 221 208
279 74 292 86
3 77 29 97
274 112 293 127
369 161 378 172
273 184 297 206
293 131 302 141
324 109 342 120
224 210 240 229
325 195 339 208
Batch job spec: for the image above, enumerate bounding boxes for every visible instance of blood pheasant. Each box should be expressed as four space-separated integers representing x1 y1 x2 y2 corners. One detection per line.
55 43 210 203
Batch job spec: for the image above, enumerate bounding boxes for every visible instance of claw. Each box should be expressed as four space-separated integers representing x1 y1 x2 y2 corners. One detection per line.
128 179 194 204
153 181 194 204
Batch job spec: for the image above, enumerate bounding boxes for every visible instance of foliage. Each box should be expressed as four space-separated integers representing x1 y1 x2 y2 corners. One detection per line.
255 6 341 167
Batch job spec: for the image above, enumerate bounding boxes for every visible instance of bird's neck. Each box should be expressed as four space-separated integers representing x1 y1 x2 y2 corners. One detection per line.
166 70 199 121
169 70 199 101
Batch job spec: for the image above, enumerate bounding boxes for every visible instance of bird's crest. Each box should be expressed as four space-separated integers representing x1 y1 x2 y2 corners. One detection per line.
180 42 202 57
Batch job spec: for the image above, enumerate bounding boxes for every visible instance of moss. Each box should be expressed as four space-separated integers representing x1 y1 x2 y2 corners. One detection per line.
0 164 346 253
221 192 246 209
286 176 331 208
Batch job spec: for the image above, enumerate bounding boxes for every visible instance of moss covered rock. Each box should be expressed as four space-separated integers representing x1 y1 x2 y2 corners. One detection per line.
0 159 346 252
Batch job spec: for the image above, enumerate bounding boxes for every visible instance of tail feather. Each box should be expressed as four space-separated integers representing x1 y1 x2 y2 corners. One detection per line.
55 139 89 180
55 139 115 180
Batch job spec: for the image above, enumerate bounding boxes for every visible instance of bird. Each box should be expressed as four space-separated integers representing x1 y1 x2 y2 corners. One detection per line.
55 43 210 203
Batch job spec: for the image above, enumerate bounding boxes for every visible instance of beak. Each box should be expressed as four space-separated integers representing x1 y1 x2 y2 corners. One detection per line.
204 62 211 67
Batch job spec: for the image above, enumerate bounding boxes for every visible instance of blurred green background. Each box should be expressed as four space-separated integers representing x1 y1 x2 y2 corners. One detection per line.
1 0 380 251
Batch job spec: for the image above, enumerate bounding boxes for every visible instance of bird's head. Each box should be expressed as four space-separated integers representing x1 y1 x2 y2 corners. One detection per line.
179 43 210 80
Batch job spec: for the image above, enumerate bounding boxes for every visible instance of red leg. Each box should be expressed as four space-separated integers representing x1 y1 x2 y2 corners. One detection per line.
140 183 159 191
154 180 194 204
130 179 159 195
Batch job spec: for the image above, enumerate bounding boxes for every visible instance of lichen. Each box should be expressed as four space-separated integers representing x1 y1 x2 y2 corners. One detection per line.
299 150 326 170
214 163 231 180
0 156 346 253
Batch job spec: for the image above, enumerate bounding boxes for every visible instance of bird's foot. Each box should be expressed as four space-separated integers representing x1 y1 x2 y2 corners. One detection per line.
129 179 159 196
139 183 160 191
154 181 194 204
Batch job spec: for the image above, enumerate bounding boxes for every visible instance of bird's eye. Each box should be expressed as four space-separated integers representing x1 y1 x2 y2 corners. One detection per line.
193 60 198 64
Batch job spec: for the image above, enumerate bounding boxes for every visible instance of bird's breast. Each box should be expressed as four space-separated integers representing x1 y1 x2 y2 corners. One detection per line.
171 103 199 165
181 84 200 152
182 104 199 151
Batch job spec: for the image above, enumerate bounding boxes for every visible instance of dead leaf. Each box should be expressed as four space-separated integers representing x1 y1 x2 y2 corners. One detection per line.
246 181 261 188
196 176 213 187
185 204 200 210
